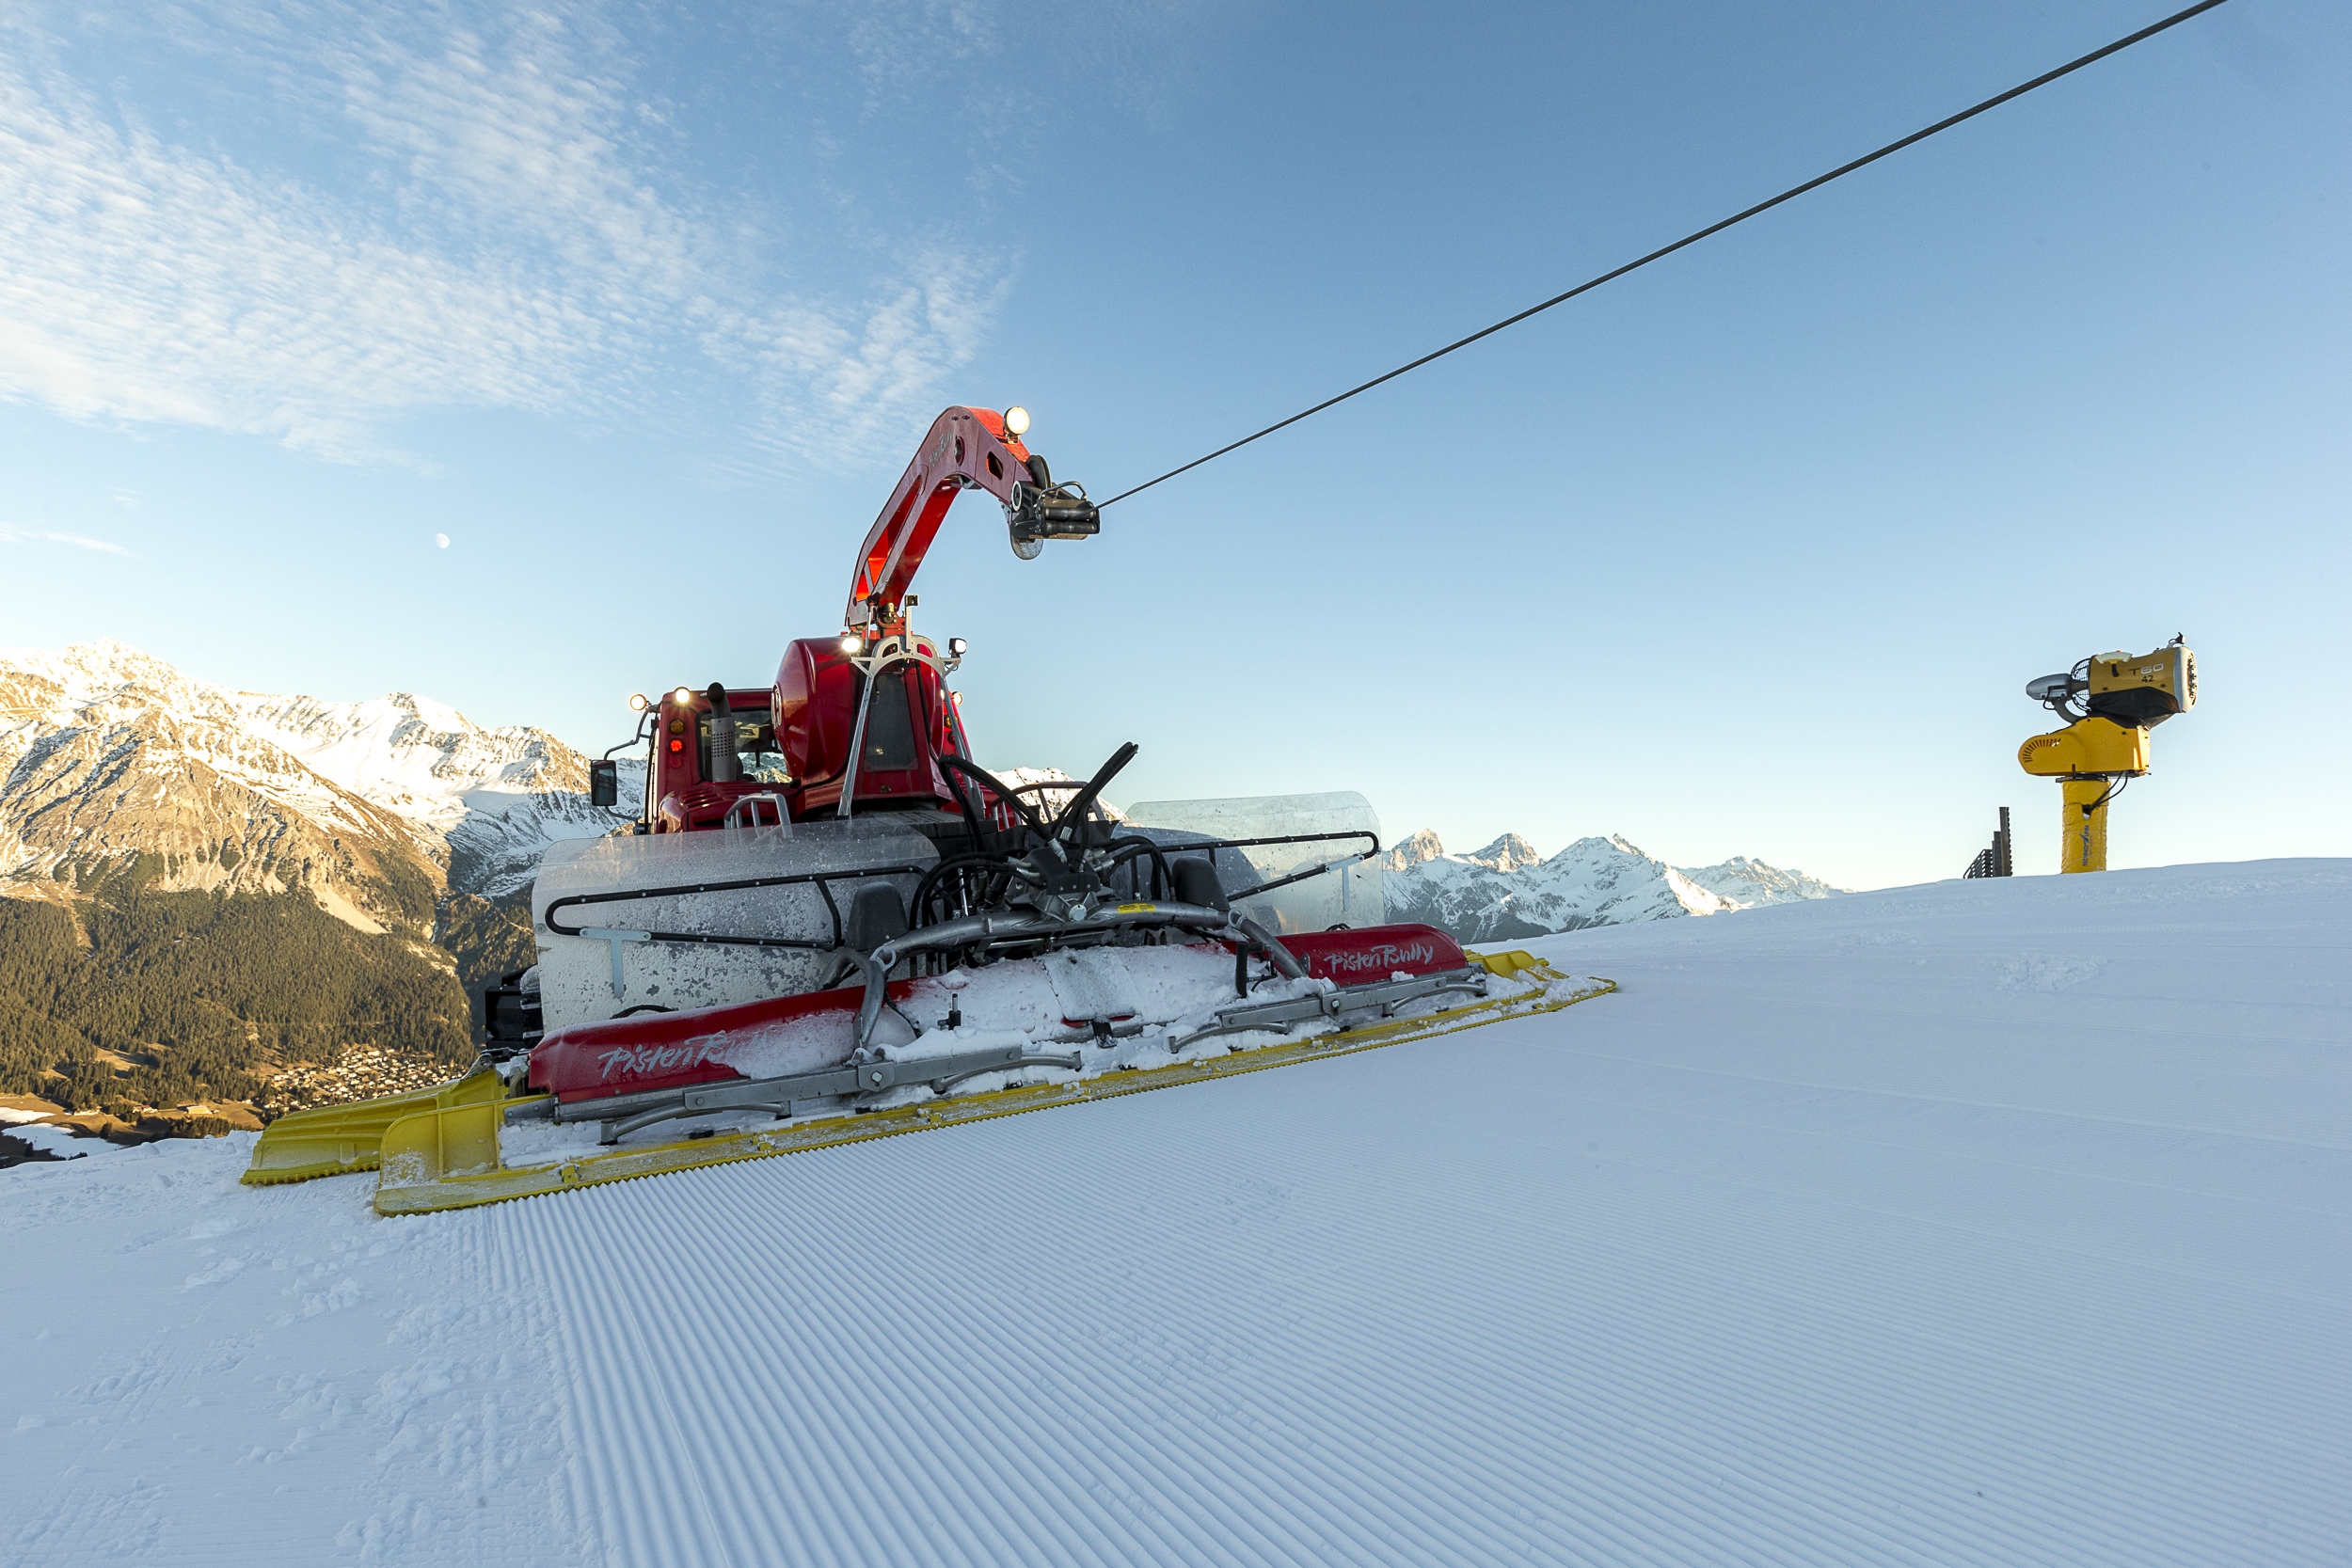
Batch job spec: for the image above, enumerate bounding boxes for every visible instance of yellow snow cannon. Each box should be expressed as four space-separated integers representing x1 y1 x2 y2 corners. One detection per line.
2018 638 2197 873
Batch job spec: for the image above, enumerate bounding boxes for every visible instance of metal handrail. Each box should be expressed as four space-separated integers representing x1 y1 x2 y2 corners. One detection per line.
542 863 932 951
723 793 788 831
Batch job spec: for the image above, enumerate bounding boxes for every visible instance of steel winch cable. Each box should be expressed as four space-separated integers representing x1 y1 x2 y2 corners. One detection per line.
1096 0 2233 510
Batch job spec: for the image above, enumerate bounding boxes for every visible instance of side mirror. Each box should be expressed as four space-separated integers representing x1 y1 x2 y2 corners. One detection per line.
588 760 619 808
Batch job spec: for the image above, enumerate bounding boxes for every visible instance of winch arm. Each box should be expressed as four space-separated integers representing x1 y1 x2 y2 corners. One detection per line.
843 405 1099 626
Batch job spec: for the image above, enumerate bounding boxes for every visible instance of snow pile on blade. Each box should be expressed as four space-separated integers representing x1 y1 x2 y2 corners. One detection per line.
8 858 2345 1567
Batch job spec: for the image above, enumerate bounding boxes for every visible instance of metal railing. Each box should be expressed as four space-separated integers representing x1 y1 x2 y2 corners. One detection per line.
1963 806 2013 879
722 793 788 831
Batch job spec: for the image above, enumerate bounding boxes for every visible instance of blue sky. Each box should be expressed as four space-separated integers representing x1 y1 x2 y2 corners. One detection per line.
1 0 2344 889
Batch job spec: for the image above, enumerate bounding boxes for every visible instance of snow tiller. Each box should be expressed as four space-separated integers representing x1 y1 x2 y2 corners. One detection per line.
244 407 1611 1213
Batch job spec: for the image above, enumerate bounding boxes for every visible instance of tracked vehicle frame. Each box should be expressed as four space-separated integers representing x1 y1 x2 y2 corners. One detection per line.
245 407 1615 1212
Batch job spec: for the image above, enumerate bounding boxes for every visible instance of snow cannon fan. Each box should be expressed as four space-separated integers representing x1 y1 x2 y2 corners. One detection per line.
2016 637 2197 874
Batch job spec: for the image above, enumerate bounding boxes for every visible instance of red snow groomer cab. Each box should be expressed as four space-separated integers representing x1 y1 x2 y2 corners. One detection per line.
246 405 1603 1215
632 624 981 836
612 404 1083 838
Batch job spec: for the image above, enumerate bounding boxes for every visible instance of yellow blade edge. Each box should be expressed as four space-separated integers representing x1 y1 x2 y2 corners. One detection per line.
371 961 1615 1217
240 1065 509 1186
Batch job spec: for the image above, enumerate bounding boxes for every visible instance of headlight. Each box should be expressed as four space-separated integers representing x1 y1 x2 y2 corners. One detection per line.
839 632 866 656
1003 405 1030 437
947 637 967 657
628 692 650 712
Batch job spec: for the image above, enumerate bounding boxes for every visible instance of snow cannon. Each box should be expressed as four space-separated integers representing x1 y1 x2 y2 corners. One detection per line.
2017 638 2197 873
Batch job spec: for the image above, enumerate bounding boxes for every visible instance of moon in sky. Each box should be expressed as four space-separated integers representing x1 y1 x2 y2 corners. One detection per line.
435 533 450 549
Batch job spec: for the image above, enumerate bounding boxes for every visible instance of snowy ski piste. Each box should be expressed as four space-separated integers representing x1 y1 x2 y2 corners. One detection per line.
7 860 2346 1566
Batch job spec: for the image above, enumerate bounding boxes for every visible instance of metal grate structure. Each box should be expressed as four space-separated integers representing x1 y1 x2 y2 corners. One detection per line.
1963 806 2015 879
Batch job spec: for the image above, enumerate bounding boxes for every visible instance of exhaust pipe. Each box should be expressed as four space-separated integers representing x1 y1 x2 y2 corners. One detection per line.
705 681 741 784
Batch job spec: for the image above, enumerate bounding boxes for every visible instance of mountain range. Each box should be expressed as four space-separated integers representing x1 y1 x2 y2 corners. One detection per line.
0 641 1839 1115
0 641 639 1115
1 640 637 926
1380 830 1845 943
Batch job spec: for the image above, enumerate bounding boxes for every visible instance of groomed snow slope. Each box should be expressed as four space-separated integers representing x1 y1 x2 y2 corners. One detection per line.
6 861 2348 1565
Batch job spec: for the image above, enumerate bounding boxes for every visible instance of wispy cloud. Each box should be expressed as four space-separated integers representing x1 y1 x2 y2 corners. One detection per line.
0 47 595 461
0 521 136 556
328 9 707 314
0 2 1007 466
712 256 1012 462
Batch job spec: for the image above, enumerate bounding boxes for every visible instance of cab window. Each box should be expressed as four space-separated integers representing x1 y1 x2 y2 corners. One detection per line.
700 707 792 784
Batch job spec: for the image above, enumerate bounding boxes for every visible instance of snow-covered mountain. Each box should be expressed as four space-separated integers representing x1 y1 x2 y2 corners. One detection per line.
1677 855 1848 910
1383 830 1844 942
2 641 1834 953
0 641 639 930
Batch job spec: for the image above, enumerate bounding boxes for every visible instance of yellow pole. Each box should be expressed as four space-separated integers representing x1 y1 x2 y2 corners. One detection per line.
2060 778 2111 873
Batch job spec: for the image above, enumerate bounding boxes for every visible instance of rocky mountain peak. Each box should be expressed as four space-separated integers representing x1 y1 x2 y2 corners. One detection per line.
1677 856 1847 908
1382 825 1845 942
2 641 639 930
1542 833 1645 863
1463 833 1542 873
1383 829 1448 872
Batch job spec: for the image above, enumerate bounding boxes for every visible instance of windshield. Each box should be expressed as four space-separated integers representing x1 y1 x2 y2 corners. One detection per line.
857 669 917 770
1121 791 1385 933
699 709 791 784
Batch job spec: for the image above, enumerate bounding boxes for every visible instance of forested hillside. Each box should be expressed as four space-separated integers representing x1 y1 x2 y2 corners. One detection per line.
0 641 637 1117
0 890 471 1114
432 891 537 1015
